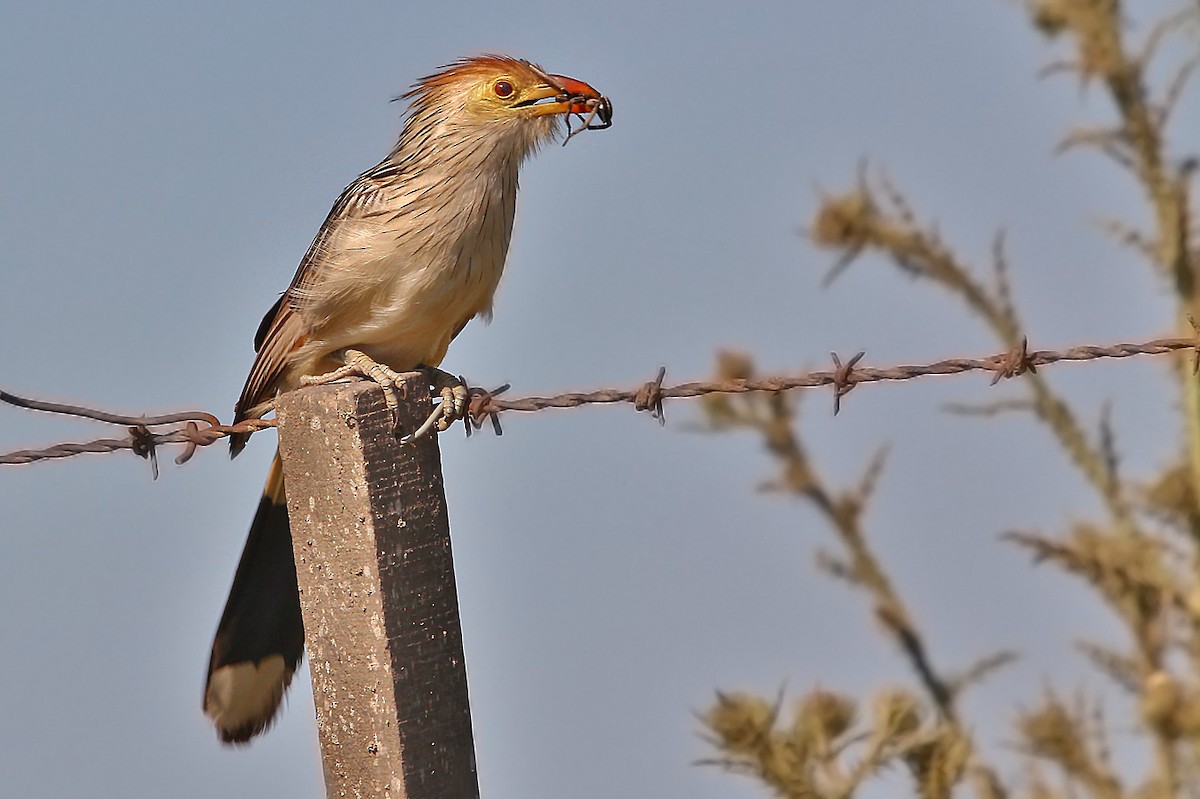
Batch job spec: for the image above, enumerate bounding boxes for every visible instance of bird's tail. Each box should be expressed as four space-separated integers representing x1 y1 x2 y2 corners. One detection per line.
204 451 305 744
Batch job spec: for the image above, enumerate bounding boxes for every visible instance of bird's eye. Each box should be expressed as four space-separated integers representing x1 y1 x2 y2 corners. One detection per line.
493 80 514 98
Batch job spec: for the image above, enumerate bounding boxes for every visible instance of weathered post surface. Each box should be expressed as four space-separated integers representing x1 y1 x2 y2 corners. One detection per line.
274 376 478 799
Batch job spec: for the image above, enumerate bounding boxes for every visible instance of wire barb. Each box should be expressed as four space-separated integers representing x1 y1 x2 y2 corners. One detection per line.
829 352 866 415
989 337 1035 385
634 367 668 425
127 425 159 479
465 384 510 437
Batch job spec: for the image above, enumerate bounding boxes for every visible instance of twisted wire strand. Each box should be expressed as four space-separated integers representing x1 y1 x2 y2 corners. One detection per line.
2 334 1195 469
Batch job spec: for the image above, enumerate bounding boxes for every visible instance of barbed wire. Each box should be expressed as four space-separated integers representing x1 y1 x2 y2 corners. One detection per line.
2 333 1197 473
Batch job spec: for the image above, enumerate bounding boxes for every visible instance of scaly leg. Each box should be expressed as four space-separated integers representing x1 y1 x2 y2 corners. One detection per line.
300 349 406 431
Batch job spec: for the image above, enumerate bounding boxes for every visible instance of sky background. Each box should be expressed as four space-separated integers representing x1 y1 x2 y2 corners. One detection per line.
1 1 1198 797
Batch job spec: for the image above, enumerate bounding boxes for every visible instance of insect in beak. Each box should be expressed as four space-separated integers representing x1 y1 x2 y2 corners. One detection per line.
562 95 613 146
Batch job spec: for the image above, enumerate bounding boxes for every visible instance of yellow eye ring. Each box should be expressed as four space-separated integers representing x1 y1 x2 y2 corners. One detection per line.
493 80 514 98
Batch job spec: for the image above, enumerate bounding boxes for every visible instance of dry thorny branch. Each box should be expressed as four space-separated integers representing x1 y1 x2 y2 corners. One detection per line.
2 332 1198 474
696 3 1200 799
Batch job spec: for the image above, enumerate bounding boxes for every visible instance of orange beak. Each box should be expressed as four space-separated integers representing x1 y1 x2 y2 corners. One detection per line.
520 71 613 129
547 74 605 114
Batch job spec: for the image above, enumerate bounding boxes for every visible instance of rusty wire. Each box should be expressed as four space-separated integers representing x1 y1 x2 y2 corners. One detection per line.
0 389 275 474
2 333 1197 471
471 334 1196 423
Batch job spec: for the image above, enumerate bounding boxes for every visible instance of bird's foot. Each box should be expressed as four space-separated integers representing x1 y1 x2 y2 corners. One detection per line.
301 349 407 432
404 366 469 442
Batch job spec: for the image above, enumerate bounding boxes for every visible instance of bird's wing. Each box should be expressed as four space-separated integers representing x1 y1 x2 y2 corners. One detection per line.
233 172 395 424
234 299 306 422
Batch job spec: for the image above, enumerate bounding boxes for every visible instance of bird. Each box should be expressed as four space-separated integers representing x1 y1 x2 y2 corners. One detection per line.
203 55 611 744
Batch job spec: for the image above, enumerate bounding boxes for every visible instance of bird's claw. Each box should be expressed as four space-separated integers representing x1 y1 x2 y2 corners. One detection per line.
301 349 406 432
436 383 471 432
302 354 468 441
402 368 469 442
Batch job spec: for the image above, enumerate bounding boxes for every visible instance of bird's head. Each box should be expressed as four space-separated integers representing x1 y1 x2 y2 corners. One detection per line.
401 55 611 158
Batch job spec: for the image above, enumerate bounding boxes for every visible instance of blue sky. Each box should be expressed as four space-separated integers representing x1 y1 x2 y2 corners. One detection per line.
1 2 1196 797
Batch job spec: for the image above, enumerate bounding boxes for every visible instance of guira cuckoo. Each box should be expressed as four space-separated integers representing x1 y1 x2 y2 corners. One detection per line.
204 55 610 744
